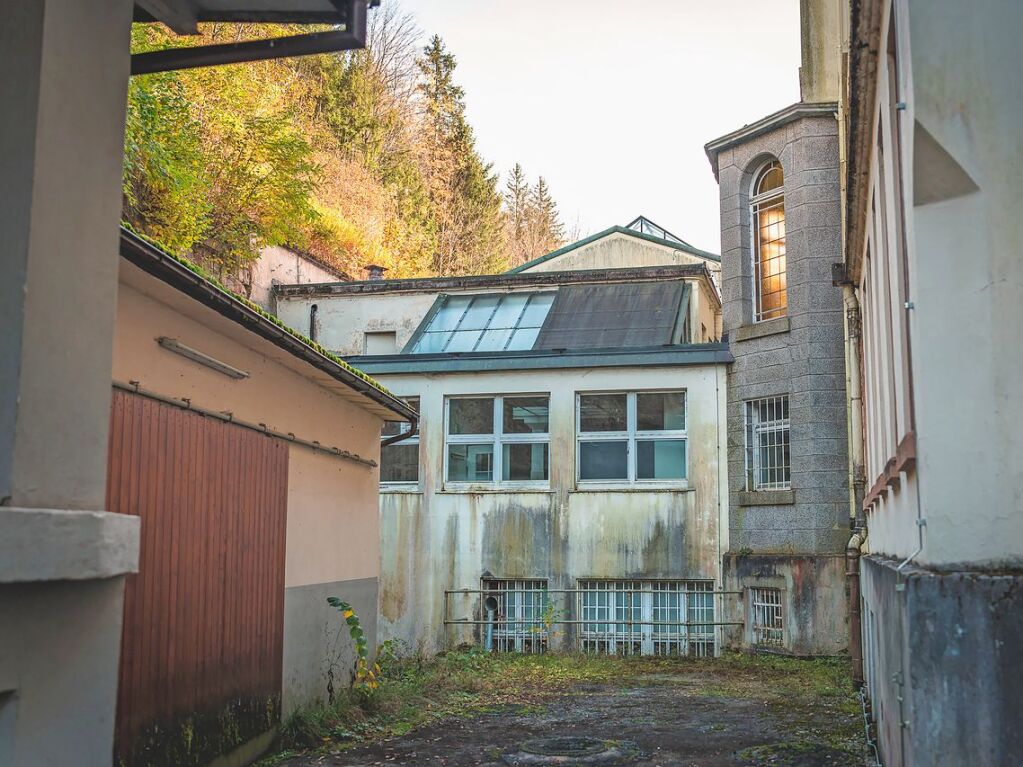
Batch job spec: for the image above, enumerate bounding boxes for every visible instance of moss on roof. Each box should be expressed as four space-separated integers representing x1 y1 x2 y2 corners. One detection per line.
120 222 403 405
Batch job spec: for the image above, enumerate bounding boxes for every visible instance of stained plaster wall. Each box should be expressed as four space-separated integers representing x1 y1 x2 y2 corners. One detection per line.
371 364 728 654
113 263 385 713
241 245 344 313
713 111 850 654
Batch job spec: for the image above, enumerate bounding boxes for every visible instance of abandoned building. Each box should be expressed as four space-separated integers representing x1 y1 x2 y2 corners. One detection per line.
108 227 414 765
275 218 730 656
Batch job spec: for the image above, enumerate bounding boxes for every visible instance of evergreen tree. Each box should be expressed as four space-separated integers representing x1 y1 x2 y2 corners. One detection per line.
503 163 530 264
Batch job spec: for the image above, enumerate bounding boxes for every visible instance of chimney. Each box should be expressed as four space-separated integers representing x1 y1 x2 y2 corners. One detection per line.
365 264 387 281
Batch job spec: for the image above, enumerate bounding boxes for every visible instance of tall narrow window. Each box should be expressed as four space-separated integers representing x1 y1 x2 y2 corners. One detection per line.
744 395 790 490
380 397 419 485
751 161 787 322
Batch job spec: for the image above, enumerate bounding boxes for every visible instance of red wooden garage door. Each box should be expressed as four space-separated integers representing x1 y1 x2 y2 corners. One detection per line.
107 389 289 766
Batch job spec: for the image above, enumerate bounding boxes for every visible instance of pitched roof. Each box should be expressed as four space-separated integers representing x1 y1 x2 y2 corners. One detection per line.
505 223 720 275
119 226 415 422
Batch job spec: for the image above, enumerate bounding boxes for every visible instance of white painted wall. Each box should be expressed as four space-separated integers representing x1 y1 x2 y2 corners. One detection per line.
242 245 344 311
861 0 1023 568
372 364 729 654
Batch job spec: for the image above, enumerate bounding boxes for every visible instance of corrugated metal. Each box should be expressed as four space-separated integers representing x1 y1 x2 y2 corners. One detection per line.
534 282 688 350
108 389 289 766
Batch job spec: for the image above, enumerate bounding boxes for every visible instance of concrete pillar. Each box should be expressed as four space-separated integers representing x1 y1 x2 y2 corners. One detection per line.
0 0 139 764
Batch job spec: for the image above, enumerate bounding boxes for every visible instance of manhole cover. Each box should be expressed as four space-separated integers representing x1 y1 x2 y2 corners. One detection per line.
522 737 607 757
502 736 644 765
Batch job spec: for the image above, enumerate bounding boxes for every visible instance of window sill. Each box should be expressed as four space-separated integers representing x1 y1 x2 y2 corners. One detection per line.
439 487 554 495
734 316 790 342
571 485 692 494
380 486 423 494
738 489 795 506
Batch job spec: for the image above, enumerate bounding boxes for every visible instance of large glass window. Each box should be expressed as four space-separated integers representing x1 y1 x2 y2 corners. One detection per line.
744 395 791 490
577 391 687 484
751 161 787 322
411 293 556 354
446 395 550 486
380 397 420 485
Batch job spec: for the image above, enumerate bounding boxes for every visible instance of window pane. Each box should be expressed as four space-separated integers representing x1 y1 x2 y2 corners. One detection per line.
381 444 419 483
519 293 555 327
579 394 627 432
502 443 549 481
412 332 449 354
475 327 513 352
506 326 540 350
444 329 482 352
637 392 686 431
449 398 494 435
488 294 530 328
636 439 686 480
503 396 549 434
458 296 501 330
447 443 494 482
579 441 628 480
432 296 472 331
382 397 419 436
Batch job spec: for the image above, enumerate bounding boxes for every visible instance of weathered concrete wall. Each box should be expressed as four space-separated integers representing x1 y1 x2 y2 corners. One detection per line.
278 290 437 356
519 231 720 280
721 553 847 655
373 364 728 654
240 245 344 312
283 577 379 715
114 262 386 714
860 555 1023 767
713 110 849 654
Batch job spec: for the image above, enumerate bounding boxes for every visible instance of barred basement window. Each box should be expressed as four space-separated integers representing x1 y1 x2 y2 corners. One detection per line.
749 587 784 647
380 396 419 485
744 395 790 490
578 580 715 657
482 578 549 653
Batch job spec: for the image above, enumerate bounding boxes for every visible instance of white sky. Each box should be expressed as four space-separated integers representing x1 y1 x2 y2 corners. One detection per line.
396 0 802 254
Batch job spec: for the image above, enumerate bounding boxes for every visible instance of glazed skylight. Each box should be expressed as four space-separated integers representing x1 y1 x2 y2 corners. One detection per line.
411 292 556 354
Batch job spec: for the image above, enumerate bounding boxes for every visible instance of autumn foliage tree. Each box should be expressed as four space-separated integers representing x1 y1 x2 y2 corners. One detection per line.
123 6 553 282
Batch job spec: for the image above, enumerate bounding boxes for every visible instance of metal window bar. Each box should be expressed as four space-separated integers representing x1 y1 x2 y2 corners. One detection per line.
444 585 741 658
750 587 784 647
481 579 550 653
744 396 791 490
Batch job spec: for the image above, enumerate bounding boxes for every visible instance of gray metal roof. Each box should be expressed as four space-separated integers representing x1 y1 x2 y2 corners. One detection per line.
534 282 689 350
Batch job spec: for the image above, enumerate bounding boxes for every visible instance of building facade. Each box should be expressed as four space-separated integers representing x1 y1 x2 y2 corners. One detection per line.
843 0 1023 764
705 104 850 654
275 222 737 657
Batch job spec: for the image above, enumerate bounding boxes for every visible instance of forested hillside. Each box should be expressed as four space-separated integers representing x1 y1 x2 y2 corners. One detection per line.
124 6 567 279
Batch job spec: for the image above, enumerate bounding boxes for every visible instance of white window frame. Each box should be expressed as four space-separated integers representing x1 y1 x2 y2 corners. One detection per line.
750 160 787 324
743 395 791 491
578 579 716 657
443 394 551 490
575 390 688 489
380 396 420 490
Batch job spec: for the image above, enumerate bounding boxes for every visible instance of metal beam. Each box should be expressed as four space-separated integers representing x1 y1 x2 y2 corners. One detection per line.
130 0 367 75
134 0 198 35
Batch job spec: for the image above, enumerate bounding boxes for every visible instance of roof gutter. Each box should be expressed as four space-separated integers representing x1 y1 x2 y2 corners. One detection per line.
118 227 416 422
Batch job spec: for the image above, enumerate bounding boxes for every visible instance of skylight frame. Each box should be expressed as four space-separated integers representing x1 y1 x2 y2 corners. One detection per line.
407 292 557 355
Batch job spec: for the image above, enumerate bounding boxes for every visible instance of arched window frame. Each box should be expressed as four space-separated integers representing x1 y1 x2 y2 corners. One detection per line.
750 160 787 323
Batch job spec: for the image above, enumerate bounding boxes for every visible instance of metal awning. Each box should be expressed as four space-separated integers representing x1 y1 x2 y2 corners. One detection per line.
131 0 376 75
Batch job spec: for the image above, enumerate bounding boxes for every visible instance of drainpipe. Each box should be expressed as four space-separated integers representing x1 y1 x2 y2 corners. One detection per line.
484 595 498 652
842 285 867 686
381 418 418 447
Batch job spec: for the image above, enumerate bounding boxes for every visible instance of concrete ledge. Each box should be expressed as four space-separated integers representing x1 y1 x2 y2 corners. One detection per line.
738 489 795 506
734 317 791 342
0 507 140 582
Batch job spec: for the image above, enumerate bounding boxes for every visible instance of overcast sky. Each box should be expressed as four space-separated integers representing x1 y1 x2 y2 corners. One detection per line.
396 0 803 254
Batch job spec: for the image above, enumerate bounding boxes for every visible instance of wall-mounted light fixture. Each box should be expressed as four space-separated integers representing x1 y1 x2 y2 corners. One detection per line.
156 337 249 380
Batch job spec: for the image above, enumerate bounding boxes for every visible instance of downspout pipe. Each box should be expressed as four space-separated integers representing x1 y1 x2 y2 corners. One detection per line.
381 419 418 447
847 530 864 685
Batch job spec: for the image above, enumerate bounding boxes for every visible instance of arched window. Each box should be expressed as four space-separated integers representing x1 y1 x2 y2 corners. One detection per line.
751 161 787 322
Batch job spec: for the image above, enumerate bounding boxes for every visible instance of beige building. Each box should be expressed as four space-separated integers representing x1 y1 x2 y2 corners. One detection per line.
111 227 412 764
275 219 739 657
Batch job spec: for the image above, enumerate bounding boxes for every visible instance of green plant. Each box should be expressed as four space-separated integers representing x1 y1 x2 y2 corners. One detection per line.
327 597 380 692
